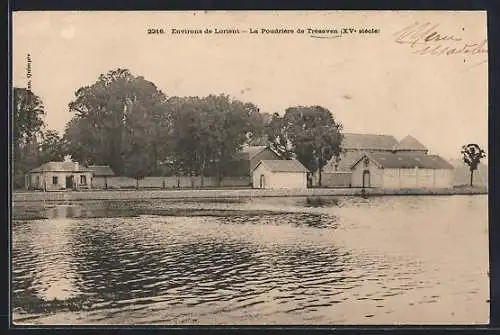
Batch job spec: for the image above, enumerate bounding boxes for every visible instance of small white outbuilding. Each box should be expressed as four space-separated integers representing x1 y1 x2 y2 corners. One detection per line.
252 159 309 189
25 161 93 191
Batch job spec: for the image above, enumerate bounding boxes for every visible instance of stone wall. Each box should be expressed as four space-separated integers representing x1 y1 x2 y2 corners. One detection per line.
91 176 252 189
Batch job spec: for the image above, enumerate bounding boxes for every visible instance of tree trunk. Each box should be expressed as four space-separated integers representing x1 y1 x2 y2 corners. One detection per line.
318 168 323 188
136 177 139 190
153 146 158 175
200 155 206 188
470 170 474 187
215 163 222 187
217 172 223 187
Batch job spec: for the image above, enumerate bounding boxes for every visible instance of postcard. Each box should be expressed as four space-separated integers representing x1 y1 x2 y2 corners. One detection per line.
11 10 489 325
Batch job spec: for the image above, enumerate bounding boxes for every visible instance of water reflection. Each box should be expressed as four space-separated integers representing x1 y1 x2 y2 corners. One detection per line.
217 213 338 229
46 205 83 219
11 195 489 324
12 214 85 314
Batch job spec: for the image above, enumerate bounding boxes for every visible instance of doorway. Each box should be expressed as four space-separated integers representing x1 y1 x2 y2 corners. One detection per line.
65 175 73 189
362 170 371 188
260 174 266 189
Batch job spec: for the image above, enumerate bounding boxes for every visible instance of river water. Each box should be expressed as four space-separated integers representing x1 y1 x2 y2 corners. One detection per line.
11 195 489 325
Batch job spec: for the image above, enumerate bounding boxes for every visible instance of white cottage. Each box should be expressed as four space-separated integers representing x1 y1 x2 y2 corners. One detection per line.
252 159 309 189
25 161 93 191
350 152 454 189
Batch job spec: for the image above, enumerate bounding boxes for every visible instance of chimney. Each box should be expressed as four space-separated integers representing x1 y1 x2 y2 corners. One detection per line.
74 161 79 171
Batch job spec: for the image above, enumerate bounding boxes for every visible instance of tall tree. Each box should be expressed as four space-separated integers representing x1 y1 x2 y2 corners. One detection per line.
170 95 261 185
66 69 133 172
38 130 66 164
63 117 99 165
266 112 295 159
267 106 343 187
461 143 486 187
12 87 45 188
121 78 172 186
169 96 205 182
247 111 271 146
65 69 172 175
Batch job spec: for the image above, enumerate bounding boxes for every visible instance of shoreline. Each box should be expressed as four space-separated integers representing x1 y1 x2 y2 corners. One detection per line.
13 187 487 202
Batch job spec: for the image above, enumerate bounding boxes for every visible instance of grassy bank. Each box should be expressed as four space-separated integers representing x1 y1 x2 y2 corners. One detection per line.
13 186 487 202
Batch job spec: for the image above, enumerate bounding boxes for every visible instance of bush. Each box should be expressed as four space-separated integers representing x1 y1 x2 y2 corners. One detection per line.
305 196 340 207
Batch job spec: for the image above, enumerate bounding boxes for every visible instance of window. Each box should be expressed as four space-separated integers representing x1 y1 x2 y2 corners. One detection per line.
52 176 58 185
420 169 432 176
35 175 40 185
387 169 397 177
80 175 87 185
401 169 415 176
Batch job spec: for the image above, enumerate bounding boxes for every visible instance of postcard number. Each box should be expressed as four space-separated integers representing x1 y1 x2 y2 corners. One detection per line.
147 28 165 34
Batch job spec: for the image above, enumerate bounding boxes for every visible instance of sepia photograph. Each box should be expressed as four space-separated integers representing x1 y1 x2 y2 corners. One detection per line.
11 10 489 325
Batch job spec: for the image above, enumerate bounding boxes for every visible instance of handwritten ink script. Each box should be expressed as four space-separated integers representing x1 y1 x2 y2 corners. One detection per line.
393 22 487 58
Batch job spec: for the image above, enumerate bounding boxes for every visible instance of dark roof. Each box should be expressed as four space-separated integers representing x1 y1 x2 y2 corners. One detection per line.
242 146 268 160
235 145 280 161
395 135 428 151
351 152 454 170
324 134 430 171
29 161 93 173
255 159 309 173
342 133 399 151
324 151 364 172
88 165 115 177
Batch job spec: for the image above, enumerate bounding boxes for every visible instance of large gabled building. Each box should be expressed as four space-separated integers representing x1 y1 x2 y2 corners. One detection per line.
350 152 454 189
323 133 401 173
317 133 454 189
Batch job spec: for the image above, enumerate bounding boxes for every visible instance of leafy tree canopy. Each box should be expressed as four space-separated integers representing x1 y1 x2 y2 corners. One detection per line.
64 68 171 177
266 106 343 186
12 87 46 188
169 94 263 182
461 143 486 187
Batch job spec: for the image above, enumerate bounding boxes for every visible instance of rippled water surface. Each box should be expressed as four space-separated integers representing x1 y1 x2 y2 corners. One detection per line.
12 195 489 325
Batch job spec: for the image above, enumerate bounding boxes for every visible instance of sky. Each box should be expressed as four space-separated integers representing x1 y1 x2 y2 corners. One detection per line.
12 11 488 160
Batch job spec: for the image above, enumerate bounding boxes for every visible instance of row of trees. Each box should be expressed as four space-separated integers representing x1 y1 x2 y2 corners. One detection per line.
13 88 66 188
14 68 488 190
13 69 346 188
62 69 271 185
14 68 489 190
